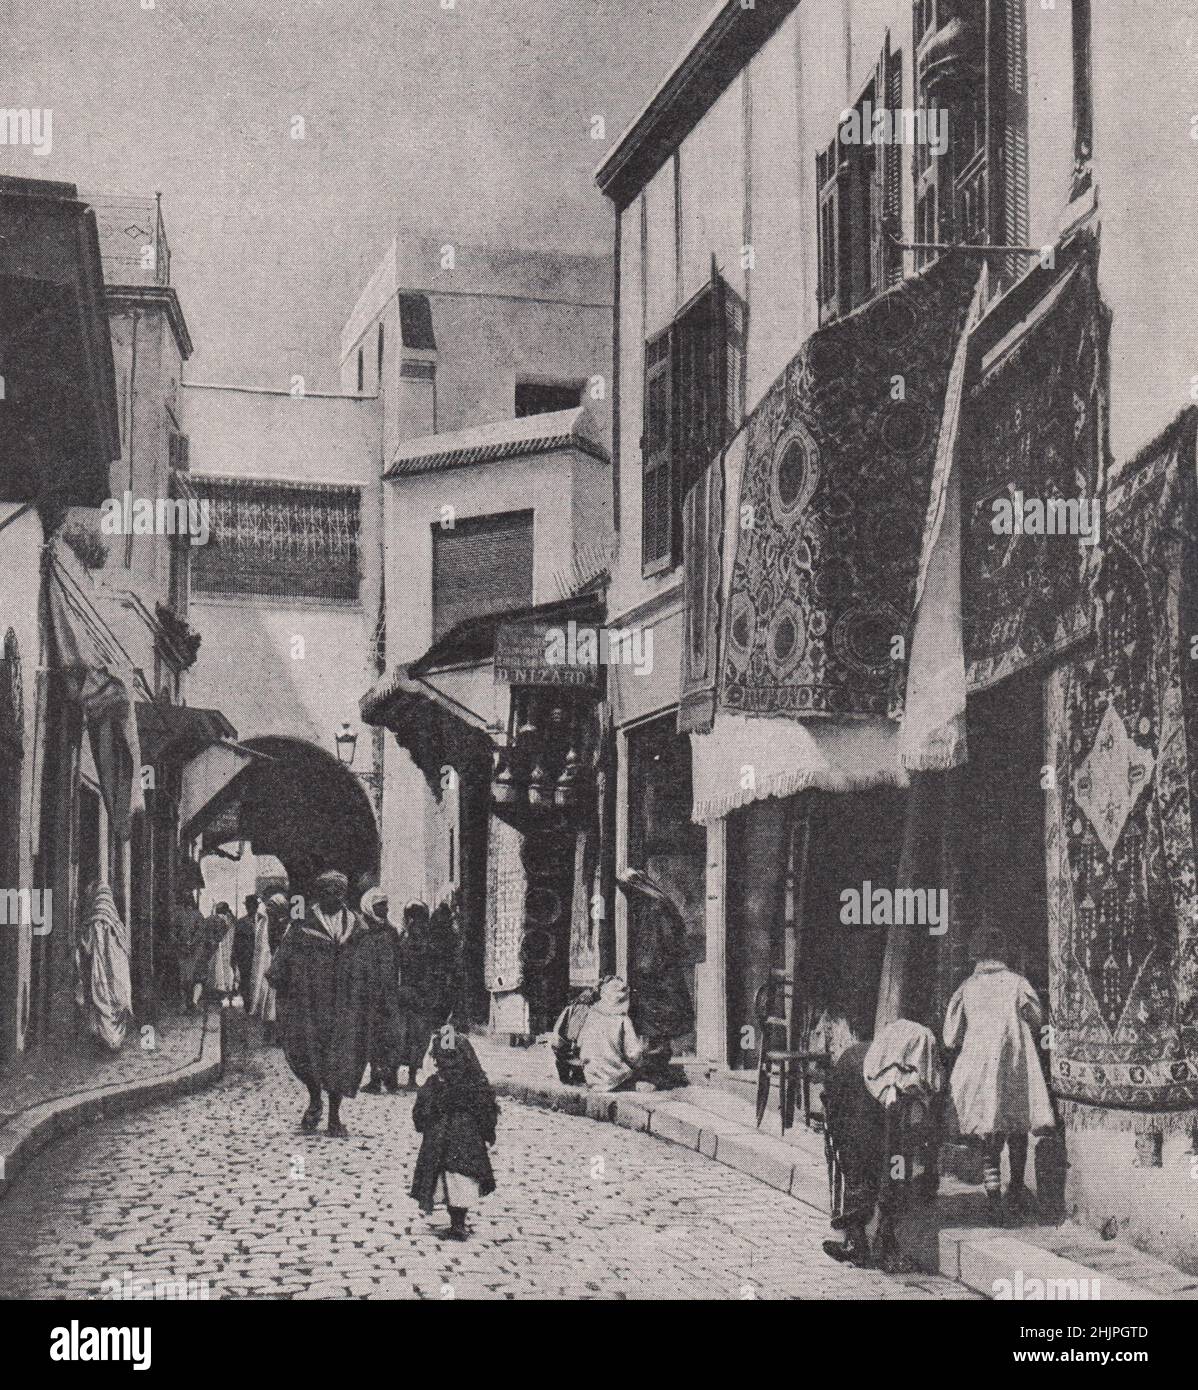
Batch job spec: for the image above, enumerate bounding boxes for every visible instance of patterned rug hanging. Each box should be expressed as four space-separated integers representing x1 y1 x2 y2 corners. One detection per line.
1045 408 1198 1109
720 254 977 721
963 229 1106 692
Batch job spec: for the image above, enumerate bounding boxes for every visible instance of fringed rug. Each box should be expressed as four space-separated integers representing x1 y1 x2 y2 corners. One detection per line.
1046 408 1198 1109
963 230 1106 691
721 253 977 721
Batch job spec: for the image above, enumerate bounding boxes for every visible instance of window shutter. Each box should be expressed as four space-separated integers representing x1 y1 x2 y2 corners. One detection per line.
881 41 904 286
642 327 673 573
723 279 748 441
431 510 534 640
816 138 846 324
999 0 1030 284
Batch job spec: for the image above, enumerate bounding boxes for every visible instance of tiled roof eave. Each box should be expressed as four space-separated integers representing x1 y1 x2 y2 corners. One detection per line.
386 433 609 479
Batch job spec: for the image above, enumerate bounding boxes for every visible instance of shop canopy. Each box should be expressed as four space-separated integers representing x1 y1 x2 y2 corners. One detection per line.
46 553 144 840
360 593 604 790
0 176 120 506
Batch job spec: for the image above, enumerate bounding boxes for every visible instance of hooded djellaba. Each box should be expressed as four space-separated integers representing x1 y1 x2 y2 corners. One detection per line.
266 869 374 1111
76 881 135 1051
359 887 405 1094
410 1029 499 1236
578 976 646 1092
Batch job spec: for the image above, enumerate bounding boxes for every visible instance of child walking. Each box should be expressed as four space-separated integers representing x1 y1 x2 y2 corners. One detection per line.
943 925 1055 1224
410 1028 498 1241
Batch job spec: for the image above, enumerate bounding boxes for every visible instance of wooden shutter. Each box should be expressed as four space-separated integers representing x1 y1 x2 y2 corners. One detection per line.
999 0 1030 284
816 138 847 324
642 327 674 574
876 38 904 288
724 279 748 440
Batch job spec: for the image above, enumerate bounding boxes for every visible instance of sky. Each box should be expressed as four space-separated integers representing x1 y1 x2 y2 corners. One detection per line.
4 0 712 389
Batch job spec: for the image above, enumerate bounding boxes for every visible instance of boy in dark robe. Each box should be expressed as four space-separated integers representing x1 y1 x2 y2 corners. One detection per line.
266 869 371 1137
410 1029 498 1241
359 887 404 1094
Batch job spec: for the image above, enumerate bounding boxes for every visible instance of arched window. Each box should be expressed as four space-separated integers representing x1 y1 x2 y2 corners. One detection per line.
377 321 385 386
357 347 364 394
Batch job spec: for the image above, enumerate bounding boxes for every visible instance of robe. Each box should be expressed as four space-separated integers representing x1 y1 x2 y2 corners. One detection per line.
363 920 404 1072
249 906 277 1023
75 883 134 1051
397 928 461 1073
410 1044 498 1212
943 960 1055 1137
266 908 371 1097
578 1001 644 1092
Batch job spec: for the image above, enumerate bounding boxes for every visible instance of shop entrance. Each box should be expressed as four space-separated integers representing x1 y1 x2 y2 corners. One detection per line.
625 714 705 1054
963 671 1049 995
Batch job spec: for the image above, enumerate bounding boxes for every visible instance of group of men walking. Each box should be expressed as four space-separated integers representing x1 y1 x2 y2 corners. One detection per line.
172 870 462 1139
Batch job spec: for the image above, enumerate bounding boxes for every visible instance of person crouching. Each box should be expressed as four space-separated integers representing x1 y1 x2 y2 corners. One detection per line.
410 1028 498 1242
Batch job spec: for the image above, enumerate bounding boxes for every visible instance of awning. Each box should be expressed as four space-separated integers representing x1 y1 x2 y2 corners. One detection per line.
180 739 261 840
361 660 492 792
361 593 605 788
135 701 235 765
0 176 121 504
46 554 144 840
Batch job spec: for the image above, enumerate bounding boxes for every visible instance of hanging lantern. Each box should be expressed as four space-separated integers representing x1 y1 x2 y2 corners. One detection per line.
554 745 582 809
526 759 554 810
491 749 520 806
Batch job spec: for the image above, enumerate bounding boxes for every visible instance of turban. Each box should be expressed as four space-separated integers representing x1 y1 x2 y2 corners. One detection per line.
315 870 349 892
360 887 389 923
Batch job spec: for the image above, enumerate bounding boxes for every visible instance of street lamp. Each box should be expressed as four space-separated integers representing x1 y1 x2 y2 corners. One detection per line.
334 721 357 766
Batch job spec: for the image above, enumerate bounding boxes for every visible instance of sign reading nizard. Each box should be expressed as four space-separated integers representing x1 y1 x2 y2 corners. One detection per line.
494 619 601 688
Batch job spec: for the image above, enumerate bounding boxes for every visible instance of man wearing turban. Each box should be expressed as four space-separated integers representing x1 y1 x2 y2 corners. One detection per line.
266 869 372 1136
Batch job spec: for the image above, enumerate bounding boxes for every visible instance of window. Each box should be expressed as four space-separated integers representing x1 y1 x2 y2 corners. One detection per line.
911 0 1030 283
166 432 191 612
356 347 364 394
191 478 362 603
514 381 583 418
168 430 190 473
398 293 436 351
377 322 385 386
816 36 903 324
431 509 534 640
641 272 746 575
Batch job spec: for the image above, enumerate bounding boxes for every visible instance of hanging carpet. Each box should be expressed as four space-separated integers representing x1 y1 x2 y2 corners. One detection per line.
721 253 978 722
1046 408 1198 1109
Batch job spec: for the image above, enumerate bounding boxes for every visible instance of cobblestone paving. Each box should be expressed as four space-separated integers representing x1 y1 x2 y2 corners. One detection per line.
0 1010 209 1130
0 1045 978 1300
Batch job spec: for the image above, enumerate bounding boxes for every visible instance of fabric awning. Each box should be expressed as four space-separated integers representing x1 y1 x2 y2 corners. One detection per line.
179 739 261 839
135 701 236 765
46 554 144 840
361 661 492 791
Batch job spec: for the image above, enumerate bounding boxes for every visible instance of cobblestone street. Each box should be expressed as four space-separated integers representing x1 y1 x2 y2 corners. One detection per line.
0 1041 976 1300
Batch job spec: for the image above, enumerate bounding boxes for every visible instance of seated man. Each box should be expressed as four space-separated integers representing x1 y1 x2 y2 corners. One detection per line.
546 986 599 1084
578 977 648 1092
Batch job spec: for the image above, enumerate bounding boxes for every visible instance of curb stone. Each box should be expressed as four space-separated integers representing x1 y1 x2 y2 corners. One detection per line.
491 1072 1172 1300
0 1012 222 1200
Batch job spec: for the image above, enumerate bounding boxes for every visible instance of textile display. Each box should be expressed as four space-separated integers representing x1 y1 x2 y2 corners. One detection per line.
1045 409 1198 1108
963 231 1106 692
721 254 977 721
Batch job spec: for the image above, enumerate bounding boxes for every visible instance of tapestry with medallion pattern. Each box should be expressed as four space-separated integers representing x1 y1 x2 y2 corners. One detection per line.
1045 408 1198 1109
720 254 977 721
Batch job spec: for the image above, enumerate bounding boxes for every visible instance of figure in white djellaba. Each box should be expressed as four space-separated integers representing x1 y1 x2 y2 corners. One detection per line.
943 924 1056 1225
